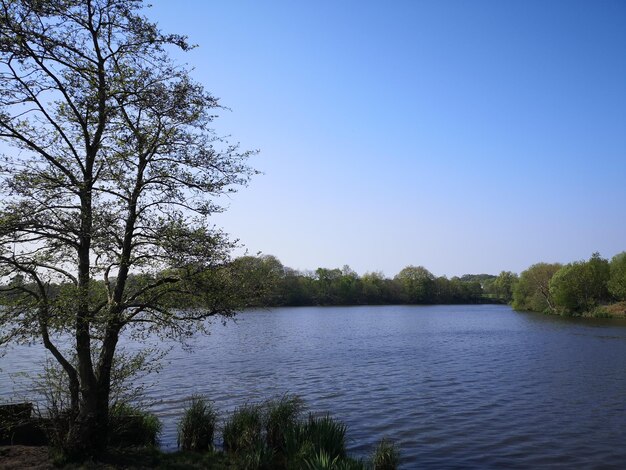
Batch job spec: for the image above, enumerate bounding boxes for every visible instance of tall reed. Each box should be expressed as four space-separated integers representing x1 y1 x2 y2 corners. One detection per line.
177 395 217 452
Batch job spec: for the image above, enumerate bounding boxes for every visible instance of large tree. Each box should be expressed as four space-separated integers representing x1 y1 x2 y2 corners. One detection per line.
394 265 435 304
0 0 254 457
511 262 561 313
549 253 610 314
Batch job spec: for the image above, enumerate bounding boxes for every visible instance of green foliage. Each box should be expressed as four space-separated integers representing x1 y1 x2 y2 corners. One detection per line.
221 399 360 469
549 253 610 314
608 252 626 300
175 256 513 308
0 254 510 311
223 403 263 454
108 403 162 448
177 395 217 452
395 266 436 303
264 394 305 452
371 438 400 470
225 255 287 308
35 395 396 470
304 450 365 470
512 262 562 313
300 414 348 460
492 271 518 303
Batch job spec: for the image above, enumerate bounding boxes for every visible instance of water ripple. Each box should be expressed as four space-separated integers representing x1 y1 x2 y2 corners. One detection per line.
2 305 626 468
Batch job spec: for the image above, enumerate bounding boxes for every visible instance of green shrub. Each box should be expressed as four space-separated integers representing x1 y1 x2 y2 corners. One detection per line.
223 403 263 454
304 450 342 470
177 395 217 452
304 449 365 470
283 414 348 468
589 307 613 318
283 422 313 467
302 414 347 460
236 442 276 470
108 403 162 447
371 438 400 470
264 394 304 452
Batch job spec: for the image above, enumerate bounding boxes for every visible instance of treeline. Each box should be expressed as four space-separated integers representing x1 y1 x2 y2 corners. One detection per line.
512 252 626 317
227 255 517 307
5 252 623 315
0 255 515 312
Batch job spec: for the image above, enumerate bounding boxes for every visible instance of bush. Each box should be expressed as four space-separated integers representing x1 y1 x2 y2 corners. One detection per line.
372 438 400 470
264 394 304 452
171 395 375 470
223 403 263 454
177 395 217 452
302 414 347 460
284 414 348 468
108 403 162 447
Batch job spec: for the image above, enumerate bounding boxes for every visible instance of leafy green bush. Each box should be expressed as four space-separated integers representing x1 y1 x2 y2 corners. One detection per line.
108 403 162 447
177 395 217 452
371 438 400 470
223 403 263 454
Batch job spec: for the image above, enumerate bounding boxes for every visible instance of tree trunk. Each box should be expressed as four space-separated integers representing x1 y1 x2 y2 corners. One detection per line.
64 392 102 458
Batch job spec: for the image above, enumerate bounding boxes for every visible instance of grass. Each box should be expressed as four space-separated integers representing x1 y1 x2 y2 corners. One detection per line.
18 394 399 469
264 394 305 452
108 403 162 448
304 449 364 470
177 395 217 452
587 301 626 318
371 438 400 470
301 414 348 460
52 446 232 469
222 403 263 454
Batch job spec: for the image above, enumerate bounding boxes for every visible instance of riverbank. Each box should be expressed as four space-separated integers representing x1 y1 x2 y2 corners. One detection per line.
589 301 626 318
1 394 399 469
0 445 231 469
535 301 626 319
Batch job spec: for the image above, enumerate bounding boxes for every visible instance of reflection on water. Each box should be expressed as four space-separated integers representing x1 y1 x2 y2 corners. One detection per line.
2 305 626 468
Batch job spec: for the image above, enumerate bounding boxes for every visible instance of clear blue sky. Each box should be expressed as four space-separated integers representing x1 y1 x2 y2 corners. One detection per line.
149 0 626 277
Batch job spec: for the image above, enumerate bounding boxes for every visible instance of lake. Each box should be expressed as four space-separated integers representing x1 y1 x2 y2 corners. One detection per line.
2 305 626 468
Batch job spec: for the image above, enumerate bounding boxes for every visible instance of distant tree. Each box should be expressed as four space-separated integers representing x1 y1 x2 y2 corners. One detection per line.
550 253 610 314
337 265 361 305
463 280 483 303
0 0 254 457
492 271 518 303
512 263 561 313
394 266 435 303
314 267 343 304
586 252 611 301
279 268 317 306
361 271 386 304
459 274 496 284
225 255 285 307
432 276 452 303
608 252 626 301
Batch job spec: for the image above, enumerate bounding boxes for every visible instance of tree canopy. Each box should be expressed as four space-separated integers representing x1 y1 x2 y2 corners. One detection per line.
512 252 624 317
608 252 626 301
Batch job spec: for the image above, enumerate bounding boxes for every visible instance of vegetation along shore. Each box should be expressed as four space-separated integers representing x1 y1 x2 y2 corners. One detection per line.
1 395 400 469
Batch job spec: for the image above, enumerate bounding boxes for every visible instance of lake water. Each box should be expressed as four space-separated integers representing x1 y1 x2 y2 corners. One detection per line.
2 305 626 468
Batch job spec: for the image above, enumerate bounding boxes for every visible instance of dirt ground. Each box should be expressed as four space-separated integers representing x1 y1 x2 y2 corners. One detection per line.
0 446 53 469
